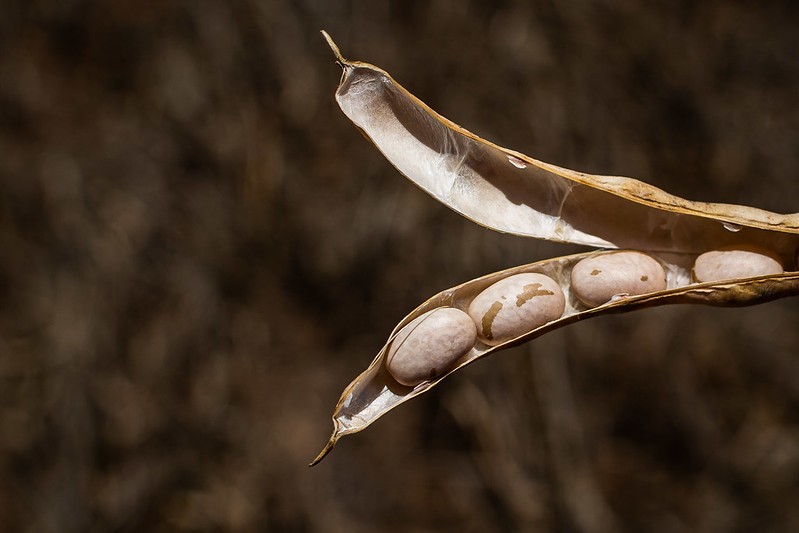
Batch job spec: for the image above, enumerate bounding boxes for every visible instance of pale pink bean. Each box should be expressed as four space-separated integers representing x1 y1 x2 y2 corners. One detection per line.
386 307 476 387
693 246 783 283
468 273 565 346
570 251 667 307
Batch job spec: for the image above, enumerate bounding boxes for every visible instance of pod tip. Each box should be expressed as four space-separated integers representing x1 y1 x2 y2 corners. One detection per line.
308 425 340 467
320 30 347 65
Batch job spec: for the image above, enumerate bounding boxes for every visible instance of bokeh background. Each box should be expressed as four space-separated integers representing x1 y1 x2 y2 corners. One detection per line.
1 1 798 531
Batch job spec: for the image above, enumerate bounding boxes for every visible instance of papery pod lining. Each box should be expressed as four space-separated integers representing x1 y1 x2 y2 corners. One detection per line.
322 31 799 260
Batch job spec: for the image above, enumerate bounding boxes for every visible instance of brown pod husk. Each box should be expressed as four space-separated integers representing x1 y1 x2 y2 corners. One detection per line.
312 32 799 466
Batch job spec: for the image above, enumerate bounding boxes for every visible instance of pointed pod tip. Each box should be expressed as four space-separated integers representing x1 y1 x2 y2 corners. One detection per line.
308 426 340 467
320 30 347 65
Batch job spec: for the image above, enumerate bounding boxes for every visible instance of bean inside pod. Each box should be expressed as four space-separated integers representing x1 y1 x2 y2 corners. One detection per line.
468 272 566 346
692 245 784 283
385 307 476 387
570 251 668 308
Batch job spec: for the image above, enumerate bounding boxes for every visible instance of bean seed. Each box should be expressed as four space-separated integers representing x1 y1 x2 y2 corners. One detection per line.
468 273 565 346
385 307 476 387
570 251 667 307
693 246 783 283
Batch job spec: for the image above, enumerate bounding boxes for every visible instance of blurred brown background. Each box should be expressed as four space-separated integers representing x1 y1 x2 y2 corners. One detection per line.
1 1 798 531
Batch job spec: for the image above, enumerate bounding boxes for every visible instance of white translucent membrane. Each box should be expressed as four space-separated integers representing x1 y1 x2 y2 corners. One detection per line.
336 66 799 262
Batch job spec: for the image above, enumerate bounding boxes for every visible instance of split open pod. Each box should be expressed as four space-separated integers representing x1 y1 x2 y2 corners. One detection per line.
311 31 799 466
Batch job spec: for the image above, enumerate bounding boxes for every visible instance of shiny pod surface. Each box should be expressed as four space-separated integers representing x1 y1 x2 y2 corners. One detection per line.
468 273 565 346
693 246 784 283
385 307 477 386
570 251 668 307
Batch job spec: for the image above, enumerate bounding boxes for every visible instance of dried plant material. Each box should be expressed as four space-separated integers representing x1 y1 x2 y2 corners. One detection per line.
312 31 799 466
320 33 799 256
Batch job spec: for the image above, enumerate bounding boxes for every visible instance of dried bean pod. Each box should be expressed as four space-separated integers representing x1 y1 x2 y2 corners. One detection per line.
693 246 783 283
385 307 476 387
570 251 667 307
468 273 565 346
312 33 799 466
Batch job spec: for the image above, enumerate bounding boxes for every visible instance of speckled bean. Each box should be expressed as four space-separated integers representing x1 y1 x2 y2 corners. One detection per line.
570 251 667 307
385 307 476 387
693 246 783 283
468 273 565 346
